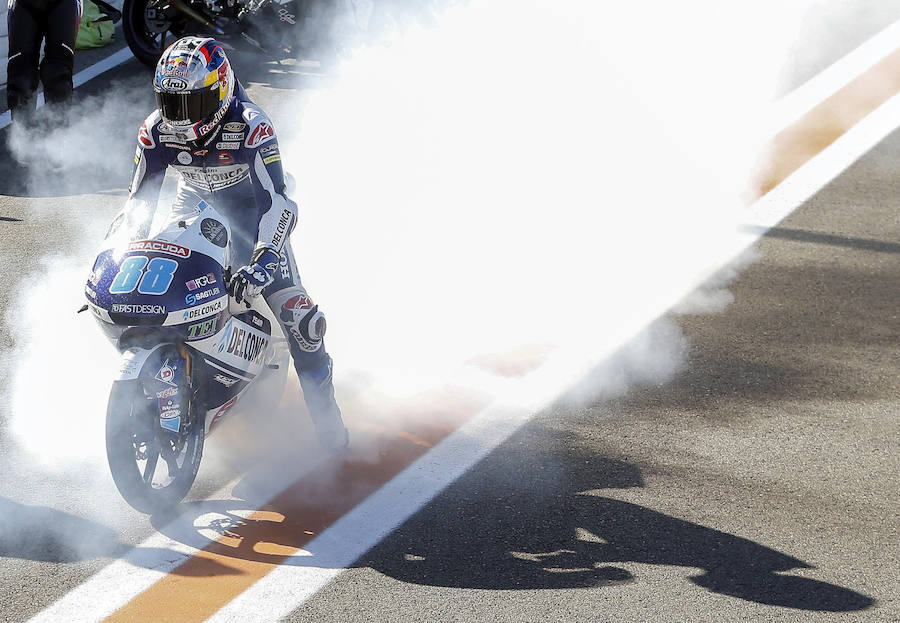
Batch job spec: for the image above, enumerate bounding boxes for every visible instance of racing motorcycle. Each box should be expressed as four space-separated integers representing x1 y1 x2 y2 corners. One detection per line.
83 199 287 513
122 0 337 65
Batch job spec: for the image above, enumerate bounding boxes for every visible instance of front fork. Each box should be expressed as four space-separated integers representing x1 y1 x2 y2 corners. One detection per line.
116 342 200 440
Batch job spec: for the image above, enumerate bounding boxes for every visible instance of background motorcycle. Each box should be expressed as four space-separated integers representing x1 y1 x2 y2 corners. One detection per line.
122 0 347 65
84 199 288 513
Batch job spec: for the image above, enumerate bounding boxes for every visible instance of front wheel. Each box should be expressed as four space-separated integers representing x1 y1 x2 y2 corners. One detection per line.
122 0 188 67
106 378 204 514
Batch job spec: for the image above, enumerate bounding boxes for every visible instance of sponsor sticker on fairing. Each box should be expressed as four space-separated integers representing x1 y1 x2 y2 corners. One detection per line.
156 359 177 386
187 316 219 340
214 374 238 387
129 240 191 257
185 286 221 306
182 297 226 321
158 399 181 419
111 304 166 314
215 321 269 364
186 273 216 290
157 387 178 399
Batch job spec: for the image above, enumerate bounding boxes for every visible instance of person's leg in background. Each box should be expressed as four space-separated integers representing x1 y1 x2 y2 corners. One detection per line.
6 0 44 124
40 0 80 108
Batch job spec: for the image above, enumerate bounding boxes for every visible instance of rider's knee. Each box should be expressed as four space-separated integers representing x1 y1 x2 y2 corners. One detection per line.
274 289 326 353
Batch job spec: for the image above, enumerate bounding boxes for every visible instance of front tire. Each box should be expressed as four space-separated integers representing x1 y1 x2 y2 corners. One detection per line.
106 379 204 514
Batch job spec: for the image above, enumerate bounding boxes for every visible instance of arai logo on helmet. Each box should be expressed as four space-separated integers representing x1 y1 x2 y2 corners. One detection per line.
160 77 188 91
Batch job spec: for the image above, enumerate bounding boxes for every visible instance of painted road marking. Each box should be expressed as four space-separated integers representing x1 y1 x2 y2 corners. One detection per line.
26 20 900 623
207 82 900 621
0 47 133 130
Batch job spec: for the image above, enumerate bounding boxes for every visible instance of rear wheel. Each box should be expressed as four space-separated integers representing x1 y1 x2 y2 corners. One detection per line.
122 0 188 67
106 378 204 514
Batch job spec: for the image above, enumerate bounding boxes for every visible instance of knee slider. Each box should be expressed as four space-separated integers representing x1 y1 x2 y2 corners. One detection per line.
278 291 326 352
301 307 327 341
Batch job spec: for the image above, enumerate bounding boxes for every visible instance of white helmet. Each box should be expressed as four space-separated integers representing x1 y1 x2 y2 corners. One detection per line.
154 37 235 141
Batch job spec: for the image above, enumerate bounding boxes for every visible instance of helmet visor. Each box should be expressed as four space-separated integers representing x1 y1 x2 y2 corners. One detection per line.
155 84 221 124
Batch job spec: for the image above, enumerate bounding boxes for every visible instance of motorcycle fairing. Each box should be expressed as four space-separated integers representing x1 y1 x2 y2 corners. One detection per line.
189 314 272 377
89 202 234 330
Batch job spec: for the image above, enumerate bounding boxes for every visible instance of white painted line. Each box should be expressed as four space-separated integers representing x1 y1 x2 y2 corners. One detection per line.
26 485 237 623
207 84 900 623
0 47 133 131
766 18 900 134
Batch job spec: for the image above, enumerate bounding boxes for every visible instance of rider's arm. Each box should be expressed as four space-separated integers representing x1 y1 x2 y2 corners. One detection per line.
244 109 298 257
128 112 168 208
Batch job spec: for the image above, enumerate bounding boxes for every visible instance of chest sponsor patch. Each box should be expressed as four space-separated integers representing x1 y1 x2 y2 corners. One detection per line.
176 164 250 192
177 151 192 164
222 133 244 141
223 122 246 132
216 141 240 150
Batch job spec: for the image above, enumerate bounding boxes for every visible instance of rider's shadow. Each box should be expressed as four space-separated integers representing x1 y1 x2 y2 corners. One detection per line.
149 422 874 613
354 430 874 612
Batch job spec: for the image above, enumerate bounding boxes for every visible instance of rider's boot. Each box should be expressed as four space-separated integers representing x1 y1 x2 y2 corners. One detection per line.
298 356 349 453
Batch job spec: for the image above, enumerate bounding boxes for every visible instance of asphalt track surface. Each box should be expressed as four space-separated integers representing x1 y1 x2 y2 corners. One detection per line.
1 3 899 622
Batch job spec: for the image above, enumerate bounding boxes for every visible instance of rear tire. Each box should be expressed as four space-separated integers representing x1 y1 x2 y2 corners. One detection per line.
106 379 204 514
122 0 186 67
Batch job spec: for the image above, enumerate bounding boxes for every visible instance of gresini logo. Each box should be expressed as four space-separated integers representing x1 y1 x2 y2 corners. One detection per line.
129 240 191 257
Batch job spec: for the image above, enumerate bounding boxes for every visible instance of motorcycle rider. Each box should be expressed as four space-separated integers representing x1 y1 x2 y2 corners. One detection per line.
128 36 348 451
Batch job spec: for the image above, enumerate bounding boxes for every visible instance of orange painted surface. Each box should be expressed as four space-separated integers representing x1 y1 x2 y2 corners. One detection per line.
752 46 900 197
105 390 482 623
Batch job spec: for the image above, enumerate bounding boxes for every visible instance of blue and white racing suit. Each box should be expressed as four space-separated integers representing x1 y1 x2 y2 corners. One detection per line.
128 81 341 430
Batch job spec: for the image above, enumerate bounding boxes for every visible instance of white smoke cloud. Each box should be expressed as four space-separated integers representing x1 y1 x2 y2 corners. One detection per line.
283 0 813 408
3 0 818 520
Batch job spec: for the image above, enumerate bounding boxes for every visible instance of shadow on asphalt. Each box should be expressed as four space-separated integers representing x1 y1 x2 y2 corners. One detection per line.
126 419 874 612
358 429 874 612
0 497 128 562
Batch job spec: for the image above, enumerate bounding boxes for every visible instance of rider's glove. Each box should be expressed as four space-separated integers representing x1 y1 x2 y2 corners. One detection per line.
228 246 280 304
